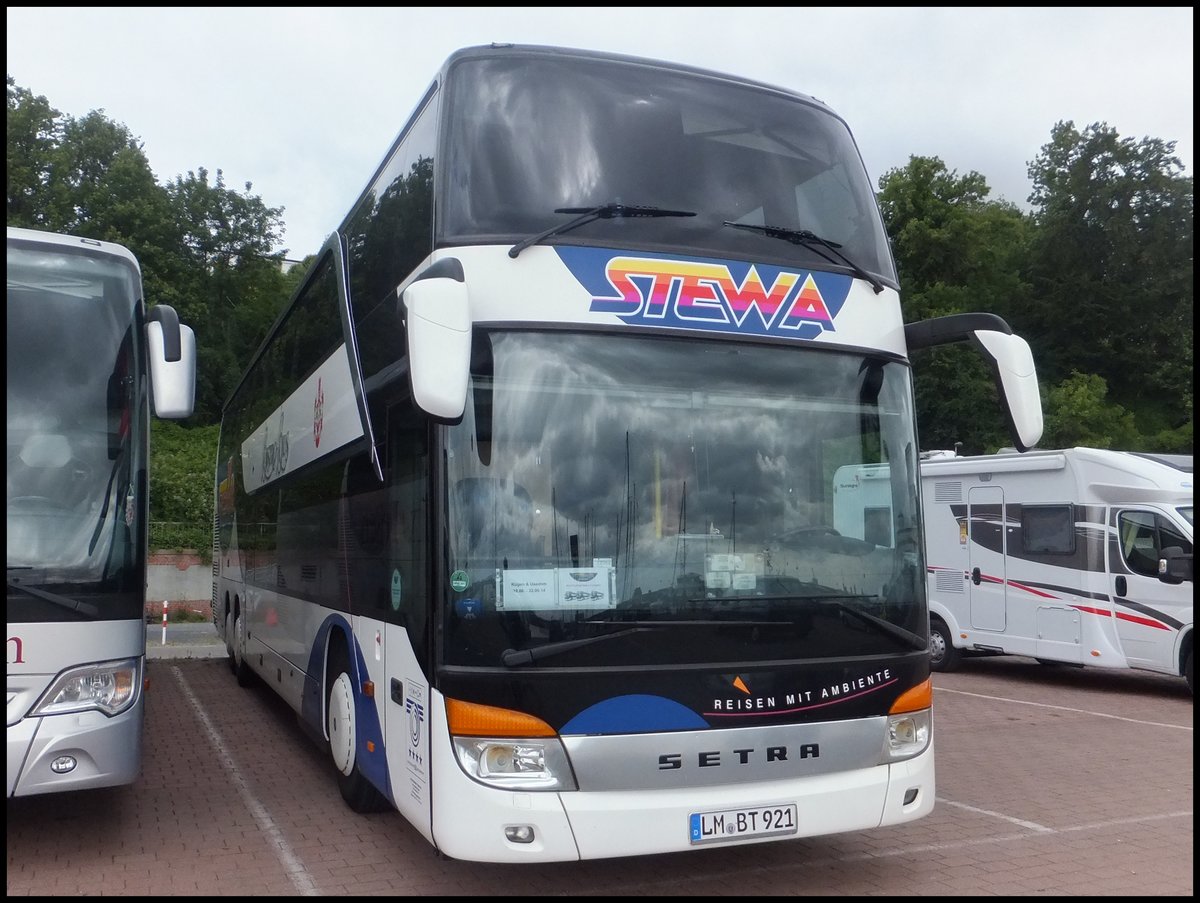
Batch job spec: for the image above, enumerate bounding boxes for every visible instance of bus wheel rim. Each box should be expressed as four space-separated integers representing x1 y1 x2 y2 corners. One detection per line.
329 673 356 776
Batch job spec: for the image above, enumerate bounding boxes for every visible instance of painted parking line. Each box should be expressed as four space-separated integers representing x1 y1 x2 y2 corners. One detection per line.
172 666 319 896
936 686 1193 731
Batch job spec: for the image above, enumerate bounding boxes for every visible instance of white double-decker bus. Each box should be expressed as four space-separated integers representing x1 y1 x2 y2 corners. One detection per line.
7 226 196 796
212 44 1043 862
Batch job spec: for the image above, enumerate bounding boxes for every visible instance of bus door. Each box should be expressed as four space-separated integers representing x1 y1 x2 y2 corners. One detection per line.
378 409 434 842
967 485 1007 632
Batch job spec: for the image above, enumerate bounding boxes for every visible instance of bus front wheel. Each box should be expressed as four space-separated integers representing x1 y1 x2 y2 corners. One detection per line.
326 646 389 813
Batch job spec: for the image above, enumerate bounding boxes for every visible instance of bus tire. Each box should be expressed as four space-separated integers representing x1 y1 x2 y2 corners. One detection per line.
230 606 254 687
326 645 389 813
1185 648 1193 696
929 617 961 673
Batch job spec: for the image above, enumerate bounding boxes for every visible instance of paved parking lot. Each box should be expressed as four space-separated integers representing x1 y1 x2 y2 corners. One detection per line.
6 653 1192 895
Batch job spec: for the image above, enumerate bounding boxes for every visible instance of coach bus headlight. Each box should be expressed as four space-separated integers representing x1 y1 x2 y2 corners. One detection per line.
883 678 932 761
446 698 578 791
29 658 141 718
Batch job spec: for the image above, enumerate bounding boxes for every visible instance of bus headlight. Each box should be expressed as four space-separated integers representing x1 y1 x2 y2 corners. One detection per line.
29 657 141 718
452 737 577 791
446 697 578 791
884 709 931 761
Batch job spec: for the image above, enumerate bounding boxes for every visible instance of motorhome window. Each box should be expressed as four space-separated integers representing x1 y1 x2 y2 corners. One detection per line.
1118 511 1159 576
1157 515 1193 558
864 506 892 547
1021 505 1074 555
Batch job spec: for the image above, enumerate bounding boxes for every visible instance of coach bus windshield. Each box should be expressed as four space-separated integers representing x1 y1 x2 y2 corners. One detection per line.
441 52 897 287
441 332 926 668
7 243 146 622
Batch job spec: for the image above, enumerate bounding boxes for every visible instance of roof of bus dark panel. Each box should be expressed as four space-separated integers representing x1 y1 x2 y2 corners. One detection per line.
443 43 837 117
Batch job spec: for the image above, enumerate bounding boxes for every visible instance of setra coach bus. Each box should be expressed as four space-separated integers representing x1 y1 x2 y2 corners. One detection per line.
212 43 1043 862
8 226 196 797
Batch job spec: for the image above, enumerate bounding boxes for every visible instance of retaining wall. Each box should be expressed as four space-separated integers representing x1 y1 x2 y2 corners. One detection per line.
145 552 212 620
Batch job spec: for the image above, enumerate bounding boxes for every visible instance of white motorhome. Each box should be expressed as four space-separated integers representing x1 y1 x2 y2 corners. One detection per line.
920 448 1193 693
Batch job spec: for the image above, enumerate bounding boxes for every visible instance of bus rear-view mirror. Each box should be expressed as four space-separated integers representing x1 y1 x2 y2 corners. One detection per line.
146 305 196 419
403 258 471 420
969 330 1043 452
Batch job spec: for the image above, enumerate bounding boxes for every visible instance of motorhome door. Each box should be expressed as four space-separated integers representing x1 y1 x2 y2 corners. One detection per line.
968 485 1007 631
1110 508 1193 672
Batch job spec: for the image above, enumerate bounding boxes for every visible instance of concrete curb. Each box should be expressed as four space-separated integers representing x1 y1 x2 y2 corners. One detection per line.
146 643 226 660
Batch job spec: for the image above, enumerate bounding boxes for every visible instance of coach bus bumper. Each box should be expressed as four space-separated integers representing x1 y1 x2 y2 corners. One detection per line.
7 705 144 797
429 737 934 862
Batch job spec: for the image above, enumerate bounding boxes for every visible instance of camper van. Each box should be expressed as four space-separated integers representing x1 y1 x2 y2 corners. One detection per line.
919 448 1193 692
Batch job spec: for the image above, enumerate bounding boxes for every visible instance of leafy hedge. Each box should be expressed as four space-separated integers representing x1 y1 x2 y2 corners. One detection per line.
149 421 219 557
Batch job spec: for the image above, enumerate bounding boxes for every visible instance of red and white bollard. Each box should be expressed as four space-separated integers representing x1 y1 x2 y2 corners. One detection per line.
161 600 168 646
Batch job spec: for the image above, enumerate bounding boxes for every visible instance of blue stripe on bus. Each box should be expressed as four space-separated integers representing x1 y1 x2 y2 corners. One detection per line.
560 694 709 734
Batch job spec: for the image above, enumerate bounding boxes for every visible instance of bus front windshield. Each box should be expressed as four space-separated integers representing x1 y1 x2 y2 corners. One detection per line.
7 242 146 622
441 333 926 668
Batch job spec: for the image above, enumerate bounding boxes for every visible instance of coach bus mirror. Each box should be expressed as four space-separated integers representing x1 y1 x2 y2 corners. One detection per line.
1158 546 1192 584
403 260 472 420
905 313 1043 454
969 329 1043 453
146 305 196 419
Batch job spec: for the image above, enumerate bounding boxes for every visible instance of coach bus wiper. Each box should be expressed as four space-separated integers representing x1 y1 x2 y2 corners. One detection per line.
7 575 100 618
722 221 885 294
502 626 655 666
508 203 696 258
501 618 782 667
693 592 927 651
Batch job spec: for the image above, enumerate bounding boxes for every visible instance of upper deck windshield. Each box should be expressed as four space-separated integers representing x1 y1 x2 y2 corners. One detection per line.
441 333 926 669
7 239 147 622
441 52 897 287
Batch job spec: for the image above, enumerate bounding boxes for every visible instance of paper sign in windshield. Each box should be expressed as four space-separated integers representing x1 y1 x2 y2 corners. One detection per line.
496 566 615 611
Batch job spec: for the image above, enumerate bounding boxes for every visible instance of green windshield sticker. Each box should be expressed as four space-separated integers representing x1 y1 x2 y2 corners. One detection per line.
450 570 469 592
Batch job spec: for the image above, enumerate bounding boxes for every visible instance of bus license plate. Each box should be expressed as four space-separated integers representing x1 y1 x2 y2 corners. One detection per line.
688 803 798 844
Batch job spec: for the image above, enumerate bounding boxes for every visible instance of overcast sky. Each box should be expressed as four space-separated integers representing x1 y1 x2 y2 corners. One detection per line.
7 7 1194 259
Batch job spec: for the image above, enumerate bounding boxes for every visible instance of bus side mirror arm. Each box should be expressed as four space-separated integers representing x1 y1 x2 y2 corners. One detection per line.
146 304 196 419
402 258 471 420
905 313 1043 452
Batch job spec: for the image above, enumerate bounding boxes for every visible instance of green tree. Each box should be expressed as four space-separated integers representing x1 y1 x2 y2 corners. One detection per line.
877 156 1033 453
7 77 60 227
163 166 290 421
1039 371 1140 449
1023 121 1193 447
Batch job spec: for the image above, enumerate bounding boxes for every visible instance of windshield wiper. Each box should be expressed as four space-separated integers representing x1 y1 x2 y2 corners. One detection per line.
7 578 100 618
722 221 885 294
509 203 696 258
501 618 782 667
690 592 927 651
502 626 654 666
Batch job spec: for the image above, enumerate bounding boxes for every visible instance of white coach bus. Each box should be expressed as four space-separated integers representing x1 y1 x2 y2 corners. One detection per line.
7 226 196 796
212 44 1042 862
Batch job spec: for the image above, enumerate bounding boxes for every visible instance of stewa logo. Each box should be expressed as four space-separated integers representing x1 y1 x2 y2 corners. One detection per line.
261 415 289 482
556 248 854 341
